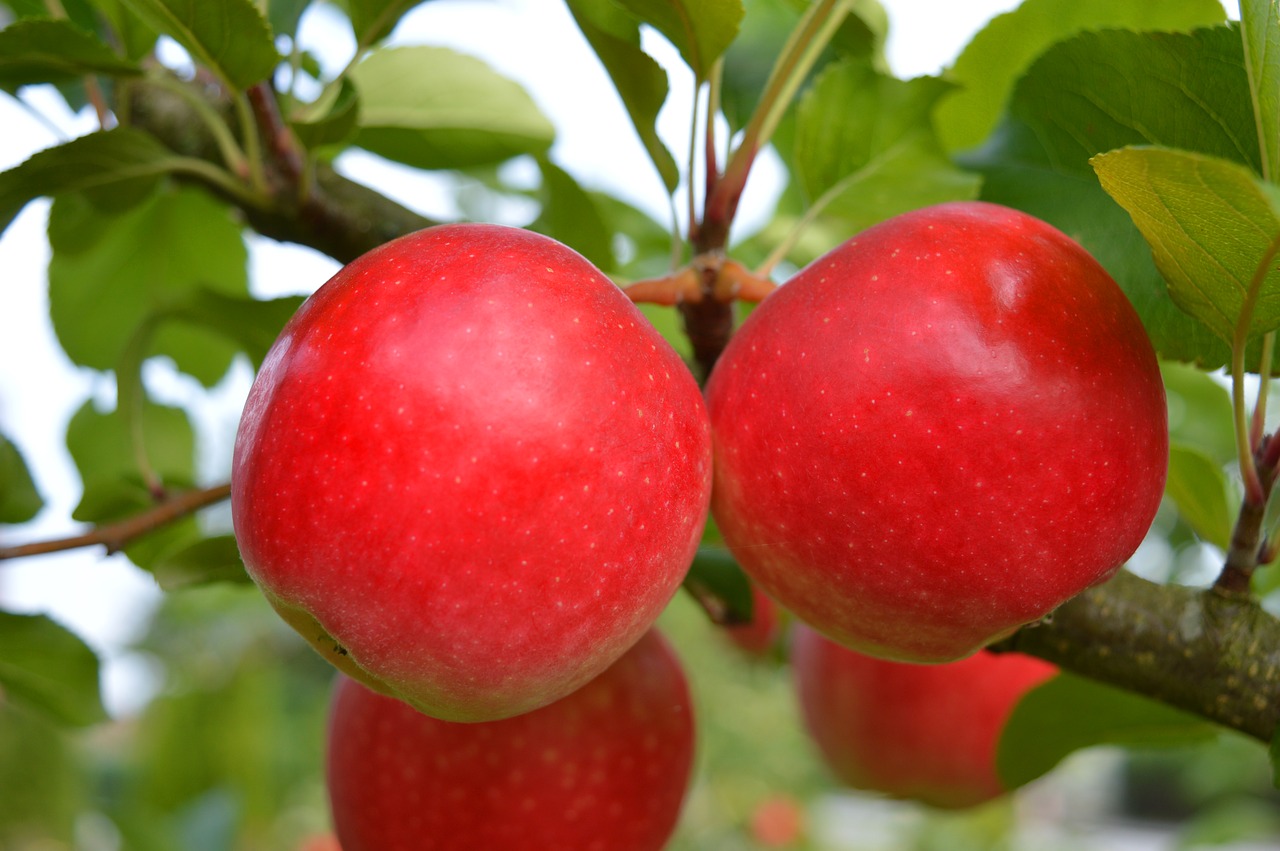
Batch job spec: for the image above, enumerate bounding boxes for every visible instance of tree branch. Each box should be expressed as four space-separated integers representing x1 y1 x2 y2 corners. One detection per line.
991 570 1280 743
0 484 231 562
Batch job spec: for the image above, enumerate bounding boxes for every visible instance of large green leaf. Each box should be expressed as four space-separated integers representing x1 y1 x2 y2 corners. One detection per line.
1093 146 1280 343
0 612 106 727
47 187 250 387
343 0 430 48
1166 443 1236 550
1161 361 1237 465
612 0 743 81
997 671 1216 789
565 0 679 192
0 17 141 87
966 25 1258 369
936 0 1226 153
0 434 43 523
1242 0 1280 183
349 45 555 170
150 535 251 591
0 128 189 238
115 0 277 90
529 158 616 274
88 0 160 60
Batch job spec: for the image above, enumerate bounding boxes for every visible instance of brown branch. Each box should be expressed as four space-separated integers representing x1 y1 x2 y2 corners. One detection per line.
0 483 232 562
991 570 1280 743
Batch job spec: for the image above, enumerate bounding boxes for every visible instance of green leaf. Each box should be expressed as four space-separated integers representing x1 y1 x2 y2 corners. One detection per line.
1271 723 1280 788
1161 361 1237 465
529 158 616 273
612 0 743 81
290 77 360 150
343 0 429 48
66 399 200 570
0 17 142 87
0 612 106 726
1242 0 1280 182
1092 146 1280 343
965 25 1259 369
565 0 679 192
0 434 43 523
0 127 189 238
684 546 754 626
151 535 251 591
265 0 312 40
1166 444 1236 549
349 45 555 170
88 0 161 61
936 0 1227 153
48 187 250 387
997 671 1216 789
115 0 277 90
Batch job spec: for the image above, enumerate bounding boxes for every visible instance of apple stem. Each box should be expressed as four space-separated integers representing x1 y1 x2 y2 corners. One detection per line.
1229 232 1280 506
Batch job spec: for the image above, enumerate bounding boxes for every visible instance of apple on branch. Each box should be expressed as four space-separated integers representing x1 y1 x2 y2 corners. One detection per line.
707 201 1168 662
325 629 696 851
791 623 1058 808
231 224 712 722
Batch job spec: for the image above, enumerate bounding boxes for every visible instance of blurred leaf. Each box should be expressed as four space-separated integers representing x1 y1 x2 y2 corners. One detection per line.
1271 725 1280 788
1092 147 1280 343
1242 0 1280 183
89 0 161 60
0 612 106 727
151 535 251 591
684 546 754 626
613 0 743 81
0 128 186 238
160 288 304 370
344 0 430 48
1166 444 1235 549
350 45 555 170
529 158 616 273
0 18 141 87
266 0 312 40
0 701 85 843
966 25 1258 369
66 398 200 569
565 0 679 192
936 0 1227 153
998 671 1216 788
0 433 43 523
1160 361 1236 464
48 187 250 387
290 76 360 150
116 0 277 90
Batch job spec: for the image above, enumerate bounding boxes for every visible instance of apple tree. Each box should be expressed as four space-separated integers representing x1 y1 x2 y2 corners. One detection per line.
2 0 1280 847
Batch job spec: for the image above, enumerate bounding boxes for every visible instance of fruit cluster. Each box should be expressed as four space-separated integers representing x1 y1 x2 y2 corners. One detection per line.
232 202 1167 847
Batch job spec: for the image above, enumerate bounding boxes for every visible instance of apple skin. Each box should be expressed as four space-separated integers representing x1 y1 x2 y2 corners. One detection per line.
791 623 1057 808
325 629 695 851
706 201 1167 662
232 224 712 722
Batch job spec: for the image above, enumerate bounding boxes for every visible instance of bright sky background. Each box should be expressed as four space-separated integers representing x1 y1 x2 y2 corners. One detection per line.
0 0 1240 715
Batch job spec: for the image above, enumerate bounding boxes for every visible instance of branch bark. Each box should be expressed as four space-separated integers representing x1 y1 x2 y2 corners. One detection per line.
991 570 1280 743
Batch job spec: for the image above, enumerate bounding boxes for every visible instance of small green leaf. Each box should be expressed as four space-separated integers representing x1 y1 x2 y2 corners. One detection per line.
0 17 142 87
612 0 743 81
0 611 107 726
1241 0 1280 183
684 546 754 626
344 0 429 48
151 535 251 591
565 0 679 192
89 0 161 61
290 77 360 150
936 0 1226 152
0 127 186 238
349 45 555 170
1161 361 1237 464
116 0 277 90
529 158 616 273
0 434 43 523
1270 723 1280 788
997 671 1216 789
1166 444 1236 549
1092 146 1280 343
48 187 250 387
265 0 312 40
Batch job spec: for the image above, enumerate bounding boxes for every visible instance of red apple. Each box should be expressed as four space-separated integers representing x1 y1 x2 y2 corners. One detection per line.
325 629 695 851
232 224 712 721
791 623 1057 808
706 202 1167 662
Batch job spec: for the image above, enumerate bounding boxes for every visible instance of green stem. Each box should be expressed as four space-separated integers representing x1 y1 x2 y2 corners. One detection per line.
1232 232 1280 505
234 92 267 193
145 73 250 177
1251 332 1275 450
